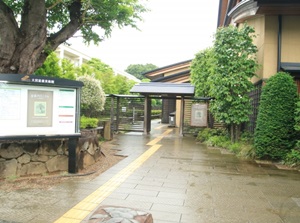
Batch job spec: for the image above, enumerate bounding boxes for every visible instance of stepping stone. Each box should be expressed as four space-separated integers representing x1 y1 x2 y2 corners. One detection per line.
83 205 153 223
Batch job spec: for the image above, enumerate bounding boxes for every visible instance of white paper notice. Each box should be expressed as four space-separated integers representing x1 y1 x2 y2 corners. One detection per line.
0 88 21 120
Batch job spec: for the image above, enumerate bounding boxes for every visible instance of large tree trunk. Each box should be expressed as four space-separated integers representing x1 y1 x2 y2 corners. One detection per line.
0 0 82 75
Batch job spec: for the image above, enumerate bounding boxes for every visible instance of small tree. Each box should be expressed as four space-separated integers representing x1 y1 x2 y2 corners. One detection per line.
254 72 298 160
61 59 76 80
77 76 106 118
36 52 77 80
210 24 259 142
77 58 117 94
191 48 215 97
113 74 136 94
35 52 62 77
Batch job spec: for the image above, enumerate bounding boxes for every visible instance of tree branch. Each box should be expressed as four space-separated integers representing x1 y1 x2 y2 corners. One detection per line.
47 0 82 50
46 0 64 10
20 0 47 37
0 1 19 30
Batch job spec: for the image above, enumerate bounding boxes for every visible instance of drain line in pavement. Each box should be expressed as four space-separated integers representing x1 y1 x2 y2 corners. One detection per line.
54 129 172 223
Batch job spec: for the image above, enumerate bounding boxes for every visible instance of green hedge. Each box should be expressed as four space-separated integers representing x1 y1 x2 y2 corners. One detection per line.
254 72 298 160
80 116 98 129
151 110 161 116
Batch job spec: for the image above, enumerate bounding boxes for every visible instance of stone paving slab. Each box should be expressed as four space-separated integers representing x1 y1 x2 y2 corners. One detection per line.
0 123 300 222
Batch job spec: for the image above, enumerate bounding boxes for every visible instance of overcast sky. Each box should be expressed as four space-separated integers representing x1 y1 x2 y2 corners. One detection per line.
70 0 220 71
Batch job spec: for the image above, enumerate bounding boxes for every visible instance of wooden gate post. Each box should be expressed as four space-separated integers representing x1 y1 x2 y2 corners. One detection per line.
143 95 151 134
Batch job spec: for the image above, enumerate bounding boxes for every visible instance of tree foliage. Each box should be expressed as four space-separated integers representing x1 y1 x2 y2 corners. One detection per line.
61 58 77 80
191 24 259 142
78 58 116 93
35 52 62 77
190 48 215 97
210 25 258 125
0 0 147 74
77 58 136 94
125 63 158 80
35 52 76 80
113 74 136 94
254 72 298 160
77 75 106 118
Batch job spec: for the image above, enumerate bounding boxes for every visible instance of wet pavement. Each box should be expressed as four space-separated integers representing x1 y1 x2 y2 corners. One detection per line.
0 121 300 223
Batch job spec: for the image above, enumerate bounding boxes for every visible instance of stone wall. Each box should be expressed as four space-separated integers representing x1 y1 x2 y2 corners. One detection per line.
0 130 102 179
77 129 102 170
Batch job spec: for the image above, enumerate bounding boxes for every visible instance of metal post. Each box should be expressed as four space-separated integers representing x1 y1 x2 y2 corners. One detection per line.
68 137 78 173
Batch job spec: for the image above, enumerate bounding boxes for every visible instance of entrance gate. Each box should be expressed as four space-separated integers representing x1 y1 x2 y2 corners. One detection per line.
103 94 145 132
102 90 212 135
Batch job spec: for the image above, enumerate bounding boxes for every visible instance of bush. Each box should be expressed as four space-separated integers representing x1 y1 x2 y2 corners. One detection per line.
198 128 256 159
284 149 300 167
240 131 254 144
238 144 256 159
196 128 228 142
77 76 106 118
80 116 98 129
228 143 242 153
151 110 161 116
294 100 300 149
206 135 230 148
254 72 298 160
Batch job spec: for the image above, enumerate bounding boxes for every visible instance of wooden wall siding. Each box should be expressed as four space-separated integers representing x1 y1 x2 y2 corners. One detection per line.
295 79 300 95
184 99 192 125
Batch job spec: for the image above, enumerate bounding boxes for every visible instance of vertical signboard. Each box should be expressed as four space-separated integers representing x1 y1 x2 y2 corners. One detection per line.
191 103 207 127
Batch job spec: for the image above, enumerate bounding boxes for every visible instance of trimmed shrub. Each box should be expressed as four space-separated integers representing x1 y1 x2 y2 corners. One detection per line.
80 116 98 129
294 100 300 147
254 72 298 160
151 110 161 116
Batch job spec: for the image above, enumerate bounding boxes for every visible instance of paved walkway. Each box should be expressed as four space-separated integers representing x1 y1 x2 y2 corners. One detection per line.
1 121 300 223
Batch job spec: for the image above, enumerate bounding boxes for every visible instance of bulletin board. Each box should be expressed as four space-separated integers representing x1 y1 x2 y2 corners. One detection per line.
0 74 83 137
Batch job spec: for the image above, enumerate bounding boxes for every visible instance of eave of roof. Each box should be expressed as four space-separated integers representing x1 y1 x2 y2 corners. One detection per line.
224 0 300 25
130 82 195 96
281 62 300 72
143 59 192 78
228 0 259 24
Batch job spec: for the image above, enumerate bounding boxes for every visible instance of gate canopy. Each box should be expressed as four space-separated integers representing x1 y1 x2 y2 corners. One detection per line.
130 82 196 135
130 82 195 96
